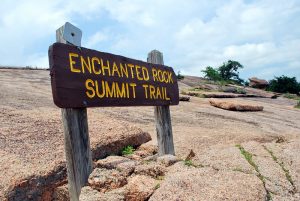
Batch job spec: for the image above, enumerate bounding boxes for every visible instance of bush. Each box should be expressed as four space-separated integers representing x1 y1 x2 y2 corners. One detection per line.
201 60 244 84
267 76 300 94
202 66 221 81
177 71 184 80
122 145 135 155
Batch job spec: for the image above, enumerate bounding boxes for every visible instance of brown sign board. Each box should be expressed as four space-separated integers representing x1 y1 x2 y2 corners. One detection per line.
48 43 179 108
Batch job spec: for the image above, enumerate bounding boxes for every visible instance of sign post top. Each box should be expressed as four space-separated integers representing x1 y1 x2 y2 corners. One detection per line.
56 22 82 46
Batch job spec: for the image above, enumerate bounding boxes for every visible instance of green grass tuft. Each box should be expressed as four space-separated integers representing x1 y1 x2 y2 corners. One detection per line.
122 145 135 155
184 159 197 167
263 145 295 192
236 144 272 200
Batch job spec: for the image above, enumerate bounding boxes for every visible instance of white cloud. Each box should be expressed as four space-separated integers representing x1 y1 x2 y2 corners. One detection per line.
0 0 299 80
85 32 108 48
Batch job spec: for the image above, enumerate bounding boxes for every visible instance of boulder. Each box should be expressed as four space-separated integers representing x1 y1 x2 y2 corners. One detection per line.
124 175 157 201
157 155 178 167
116 161 137 176
209 99 263 111
95 156 131 169
249 77 269 89
88 168 127 192
149 167 266 201
134 163 166 178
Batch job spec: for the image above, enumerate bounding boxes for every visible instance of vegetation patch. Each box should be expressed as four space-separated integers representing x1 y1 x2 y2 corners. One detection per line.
267 76 300 94
283 93 300 100
263 145 296 193
236 144 272 200
202 60 244 85
122 145 135 155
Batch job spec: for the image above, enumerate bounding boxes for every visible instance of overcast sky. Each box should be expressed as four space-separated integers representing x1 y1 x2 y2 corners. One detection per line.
1 0 299 81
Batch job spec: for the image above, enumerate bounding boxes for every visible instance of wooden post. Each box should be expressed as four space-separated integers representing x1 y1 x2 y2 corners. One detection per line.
56 23 92 201
147 50 175 156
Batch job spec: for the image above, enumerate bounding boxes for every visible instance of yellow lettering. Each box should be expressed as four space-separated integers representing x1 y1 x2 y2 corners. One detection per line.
164 87 170 100
69 53 80 73
116 82 126 98
149 85 156 99
101 59 111 76
105 81 116 98
80 56 92 73
95 80 105 98
129 83 137 98
85 79 95 98
126 83 129 98
91 57 101 75
162 71 168 83
167 72 174 83
142 84 149 99
157 70 164 82
112 62 121 77
152 68 158 81
120 63 129 78
127 64 135 78
142 66 149 81
156 86 162 99
135 65 143 81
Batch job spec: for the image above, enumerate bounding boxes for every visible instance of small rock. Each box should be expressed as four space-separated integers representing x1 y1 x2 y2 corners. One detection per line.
133 150 151 158
134 163 166 178
136 144 158 155
96 156 131 169
157 155 178 167
125 175 157 201
179 96 190 101
143 154 158 162
185 149 196 161
88 168 127 192
116 161 137 176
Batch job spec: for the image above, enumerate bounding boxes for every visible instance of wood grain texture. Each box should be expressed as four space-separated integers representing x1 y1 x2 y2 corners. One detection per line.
147 50 175 156
62 109 92 200
56 26 92 201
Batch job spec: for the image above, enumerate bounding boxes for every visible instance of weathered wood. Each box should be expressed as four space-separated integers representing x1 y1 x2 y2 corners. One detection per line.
148 50 175 155
56 23 92 201
61 109 92 200
48 43 179 108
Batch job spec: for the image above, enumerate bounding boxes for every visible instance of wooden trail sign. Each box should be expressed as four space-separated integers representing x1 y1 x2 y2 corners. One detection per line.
49 43 179 108
51 22 178 201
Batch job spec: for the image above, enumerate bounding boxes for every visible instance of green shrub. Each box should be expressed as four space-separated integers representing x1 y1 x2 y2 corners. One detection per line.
177 71 185 80
202 66 221 81
267 76 300 94
122 145 135 155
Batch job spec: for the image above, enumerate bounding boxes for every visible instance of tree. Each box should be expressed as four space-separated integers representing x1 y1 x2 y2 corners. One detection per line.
267 76 300 94
201 66 221 81
176 71 184 80
218 60 244 84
